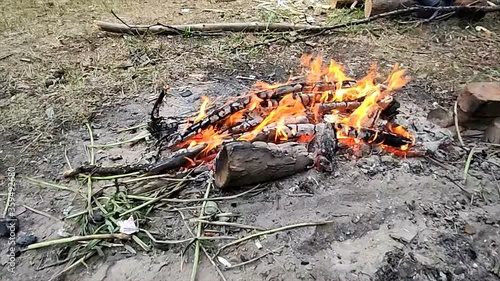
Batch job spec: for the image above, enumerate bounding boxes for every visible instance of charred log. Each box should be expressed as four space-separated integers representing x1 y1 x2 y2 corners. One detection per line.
147 87 180 142
308 123 338 172
214 141 313 188
335 123 413 148
63 144 206 178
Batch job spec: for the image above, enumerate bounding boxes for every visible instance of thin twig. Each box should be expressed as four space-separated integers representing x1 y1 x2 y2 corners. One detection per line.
116 123 147 133
454 101 465 147
215 221 333 257
64 147 73 170
88 131 150 148
23 204 61 221
111 9 131 28
191 219 266 231
225 246 284 269
24 177 85 198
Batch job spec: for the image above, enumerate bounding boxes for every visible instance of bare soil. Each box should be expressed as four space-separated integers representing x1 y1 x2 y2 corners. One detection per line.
1 1 499 281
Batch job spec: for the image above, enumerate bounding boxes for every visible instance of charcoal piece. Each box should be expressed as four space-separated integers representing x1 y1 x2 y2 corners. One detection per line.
0 217 19 238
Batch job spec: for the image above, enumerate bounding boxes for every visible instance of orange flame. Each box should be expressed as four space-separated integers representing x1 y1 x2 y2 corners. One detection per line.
193 96 210 123
238 94 306 141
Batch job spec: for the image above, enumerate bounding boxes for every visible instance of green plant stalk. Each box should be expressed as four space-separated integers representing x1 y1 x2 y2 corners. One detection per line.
64 207 99 220
191 180 212 281
27 233 131 250
119 179 186 218
116 123 147 133
85 122 95 165
215 221 334 257
89 172 142 180
463 147 476 184
87 176 93 215
24 176 85 198
88 132 150 148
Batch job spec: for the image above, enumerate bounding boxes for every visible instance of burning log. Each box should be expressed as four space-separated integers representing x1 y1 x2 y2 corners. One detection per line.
335 123 413 148
63 144 206 177
314 101 363 113
214 142 313 188
249 122 315 142
180 80 357 141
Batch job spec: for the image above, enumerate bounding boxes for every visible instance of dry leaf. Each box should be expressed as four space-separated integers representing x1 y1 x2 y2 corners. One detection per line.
475 26 494 36
217 256 232 267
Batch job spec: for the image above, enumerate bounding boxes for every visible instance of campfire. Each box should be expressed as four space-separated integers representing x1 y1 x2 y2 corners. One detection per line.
66 55 421 188
147 55 419 186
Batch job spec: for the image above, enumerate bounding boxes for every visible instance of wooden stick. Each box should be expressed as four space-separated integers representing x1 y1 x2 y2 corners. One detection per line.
63 144 206 177
97 6 500 36
97 21 319 35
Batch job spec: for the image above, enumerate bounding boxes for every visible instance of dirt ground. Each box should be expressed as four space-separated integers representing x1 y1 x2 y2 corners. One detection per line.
1 1 500 281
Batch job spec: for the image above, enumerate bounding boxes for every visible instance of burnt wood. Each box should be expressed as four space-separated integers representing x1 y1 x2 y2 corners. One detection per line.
63 144 206 177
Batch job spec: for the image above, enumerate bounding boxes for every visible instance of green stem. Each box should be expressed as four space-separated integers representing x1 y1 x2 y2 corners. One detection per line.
85 122 95 165
191 180 212 281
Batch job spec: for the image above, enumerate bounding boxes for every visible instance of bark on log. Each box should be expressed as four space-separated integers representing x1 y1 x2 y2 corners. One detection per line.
214 142 313 188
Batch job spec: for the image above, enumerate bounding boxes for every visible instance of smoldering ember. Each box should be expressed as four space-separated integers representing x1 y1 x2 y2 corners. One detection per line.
1 3 500 281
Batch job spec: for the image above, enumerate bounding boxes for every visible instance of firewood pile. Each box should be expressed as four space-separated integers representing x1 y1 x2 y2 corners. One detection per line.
71 54 420 189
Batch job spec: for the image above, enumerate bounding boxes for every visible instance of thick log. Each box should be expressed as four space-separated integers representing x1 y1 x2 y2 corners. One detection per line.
214 142 313 188
63 144 206 177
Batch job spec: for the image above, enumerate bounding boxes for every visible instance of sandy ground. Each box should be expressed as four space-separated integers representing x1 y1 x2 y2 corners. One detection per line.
1 1 500 281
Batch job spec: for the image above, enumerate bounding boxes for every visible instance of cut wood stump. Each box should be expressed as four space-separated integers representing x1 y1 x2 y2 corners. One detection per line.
484 118 500 144
458 82 500 118
214 142 313 188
